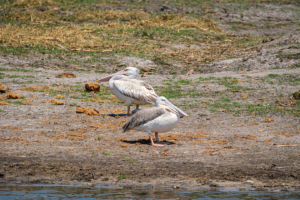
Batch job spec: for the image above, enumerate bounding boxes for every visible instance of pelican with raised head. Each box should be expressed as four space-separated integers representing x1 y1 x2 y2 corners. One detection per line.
122 96 189 147
98 67 158 116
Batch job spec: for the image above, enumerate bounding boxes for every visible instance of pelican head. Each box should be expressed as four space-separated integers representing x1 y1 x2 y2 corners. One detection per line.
156 96 189 117
98 67 139 82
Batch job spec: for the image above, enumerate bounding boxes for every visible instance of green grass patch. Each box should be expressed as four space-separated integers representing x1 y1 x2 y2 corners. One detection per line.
155 85 184 99
12 101 23 105
277 53 300 59
119 172 126 180
175 79 191 85
207 101 300 117
0 68 37 73
227 85 256 91
261 74 300 86
219 97 231 102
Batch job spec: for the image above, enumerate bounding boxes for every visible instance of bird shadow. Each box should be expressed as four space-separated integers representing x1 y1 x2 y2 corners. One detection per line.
122 139 175 146
105 113 129 118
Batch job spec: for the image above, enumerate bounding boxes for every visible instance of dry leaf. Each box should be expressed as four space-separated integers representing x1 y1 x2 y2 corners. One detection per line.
101 49 113 52
242 94 248 99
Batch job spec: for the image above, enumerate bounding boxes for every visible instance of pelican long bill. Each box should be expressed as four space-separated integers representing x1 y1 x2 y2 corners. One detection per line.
98 70 128 82
161 100 189 117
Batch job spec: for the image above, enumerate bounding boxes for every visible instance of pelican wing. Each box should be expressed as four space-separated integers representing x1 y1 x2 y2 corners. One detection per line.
122 107 165 132
113 79 158 103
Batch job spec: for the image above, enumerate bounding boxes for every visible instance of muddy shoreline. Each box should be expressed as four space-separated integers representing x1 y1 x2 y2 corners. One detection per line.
1 153 300 191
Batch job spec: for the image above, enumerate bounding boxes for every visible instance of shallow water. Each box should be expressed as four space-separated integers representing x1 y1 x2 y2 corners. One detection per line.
0 183 300 200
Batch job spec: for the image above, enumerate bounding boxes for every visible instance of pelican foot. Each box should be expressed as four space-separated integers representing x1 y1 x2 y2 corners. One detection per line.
149 135 166 147
151 143 166 147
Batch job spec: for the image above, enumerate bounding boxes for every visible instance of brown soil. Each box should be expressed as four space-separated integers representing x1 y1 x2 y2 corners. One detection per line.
1 60 299 190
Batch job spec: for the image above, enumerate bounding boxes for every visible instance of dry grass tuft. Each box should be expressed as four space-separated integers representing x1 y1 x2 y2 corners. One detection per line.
70 9 149 23
8 0 59 9
0 5 264 68
0 9 252 66
18 85 50 92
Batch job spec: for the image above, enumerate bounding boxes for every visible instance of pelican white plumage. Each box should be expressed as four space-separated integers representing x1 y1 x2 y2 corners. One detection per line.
98 67 158 116
122 96 188 147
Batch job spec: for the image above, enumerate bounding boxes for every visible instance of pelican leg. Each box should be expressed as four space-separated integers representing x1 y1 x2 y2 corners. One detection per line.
127 105 131 117
149 134 165 147
155 132 170 145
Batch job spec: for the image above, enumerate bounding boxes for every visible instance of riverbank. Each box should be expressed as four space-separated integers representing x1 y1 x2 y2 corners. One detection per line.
0 0 300 191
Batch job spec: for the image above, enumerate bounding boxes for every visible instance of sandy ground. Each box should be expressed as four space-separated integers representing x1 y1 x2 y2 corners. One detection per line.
0 3 300 190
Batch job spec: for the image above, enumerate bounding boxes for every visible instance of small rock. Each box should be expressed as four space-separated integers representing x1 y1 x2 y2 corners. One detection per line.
4 93 21 99
49 99 64 105
0 82 9 93
85 82 100 92
86 183 94 187
172 185 180 189
161 5 171 11
209 183 218 187
76 107 100 116
293 90 300 100
0 101 9 105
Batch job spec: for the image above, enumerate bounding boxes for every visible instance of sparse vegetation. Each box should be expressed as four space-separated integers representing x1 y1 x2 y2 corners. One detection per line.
102 151 110 156
118 172 126 180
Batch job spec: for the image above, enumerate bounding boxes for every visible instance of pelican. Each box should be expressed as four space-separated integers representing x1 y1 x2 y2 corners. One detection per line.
122 96 188 147
98 67 158 116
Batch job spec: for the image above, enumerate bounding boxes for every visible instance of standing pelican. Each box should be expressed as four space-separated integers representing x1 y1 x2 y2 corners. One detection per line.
122 96 188 147
98 67 158 116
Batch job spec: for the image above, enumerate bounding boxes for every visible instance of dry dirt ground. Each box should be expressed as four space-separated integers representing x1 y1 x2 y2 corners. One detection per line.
0 1 300 191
